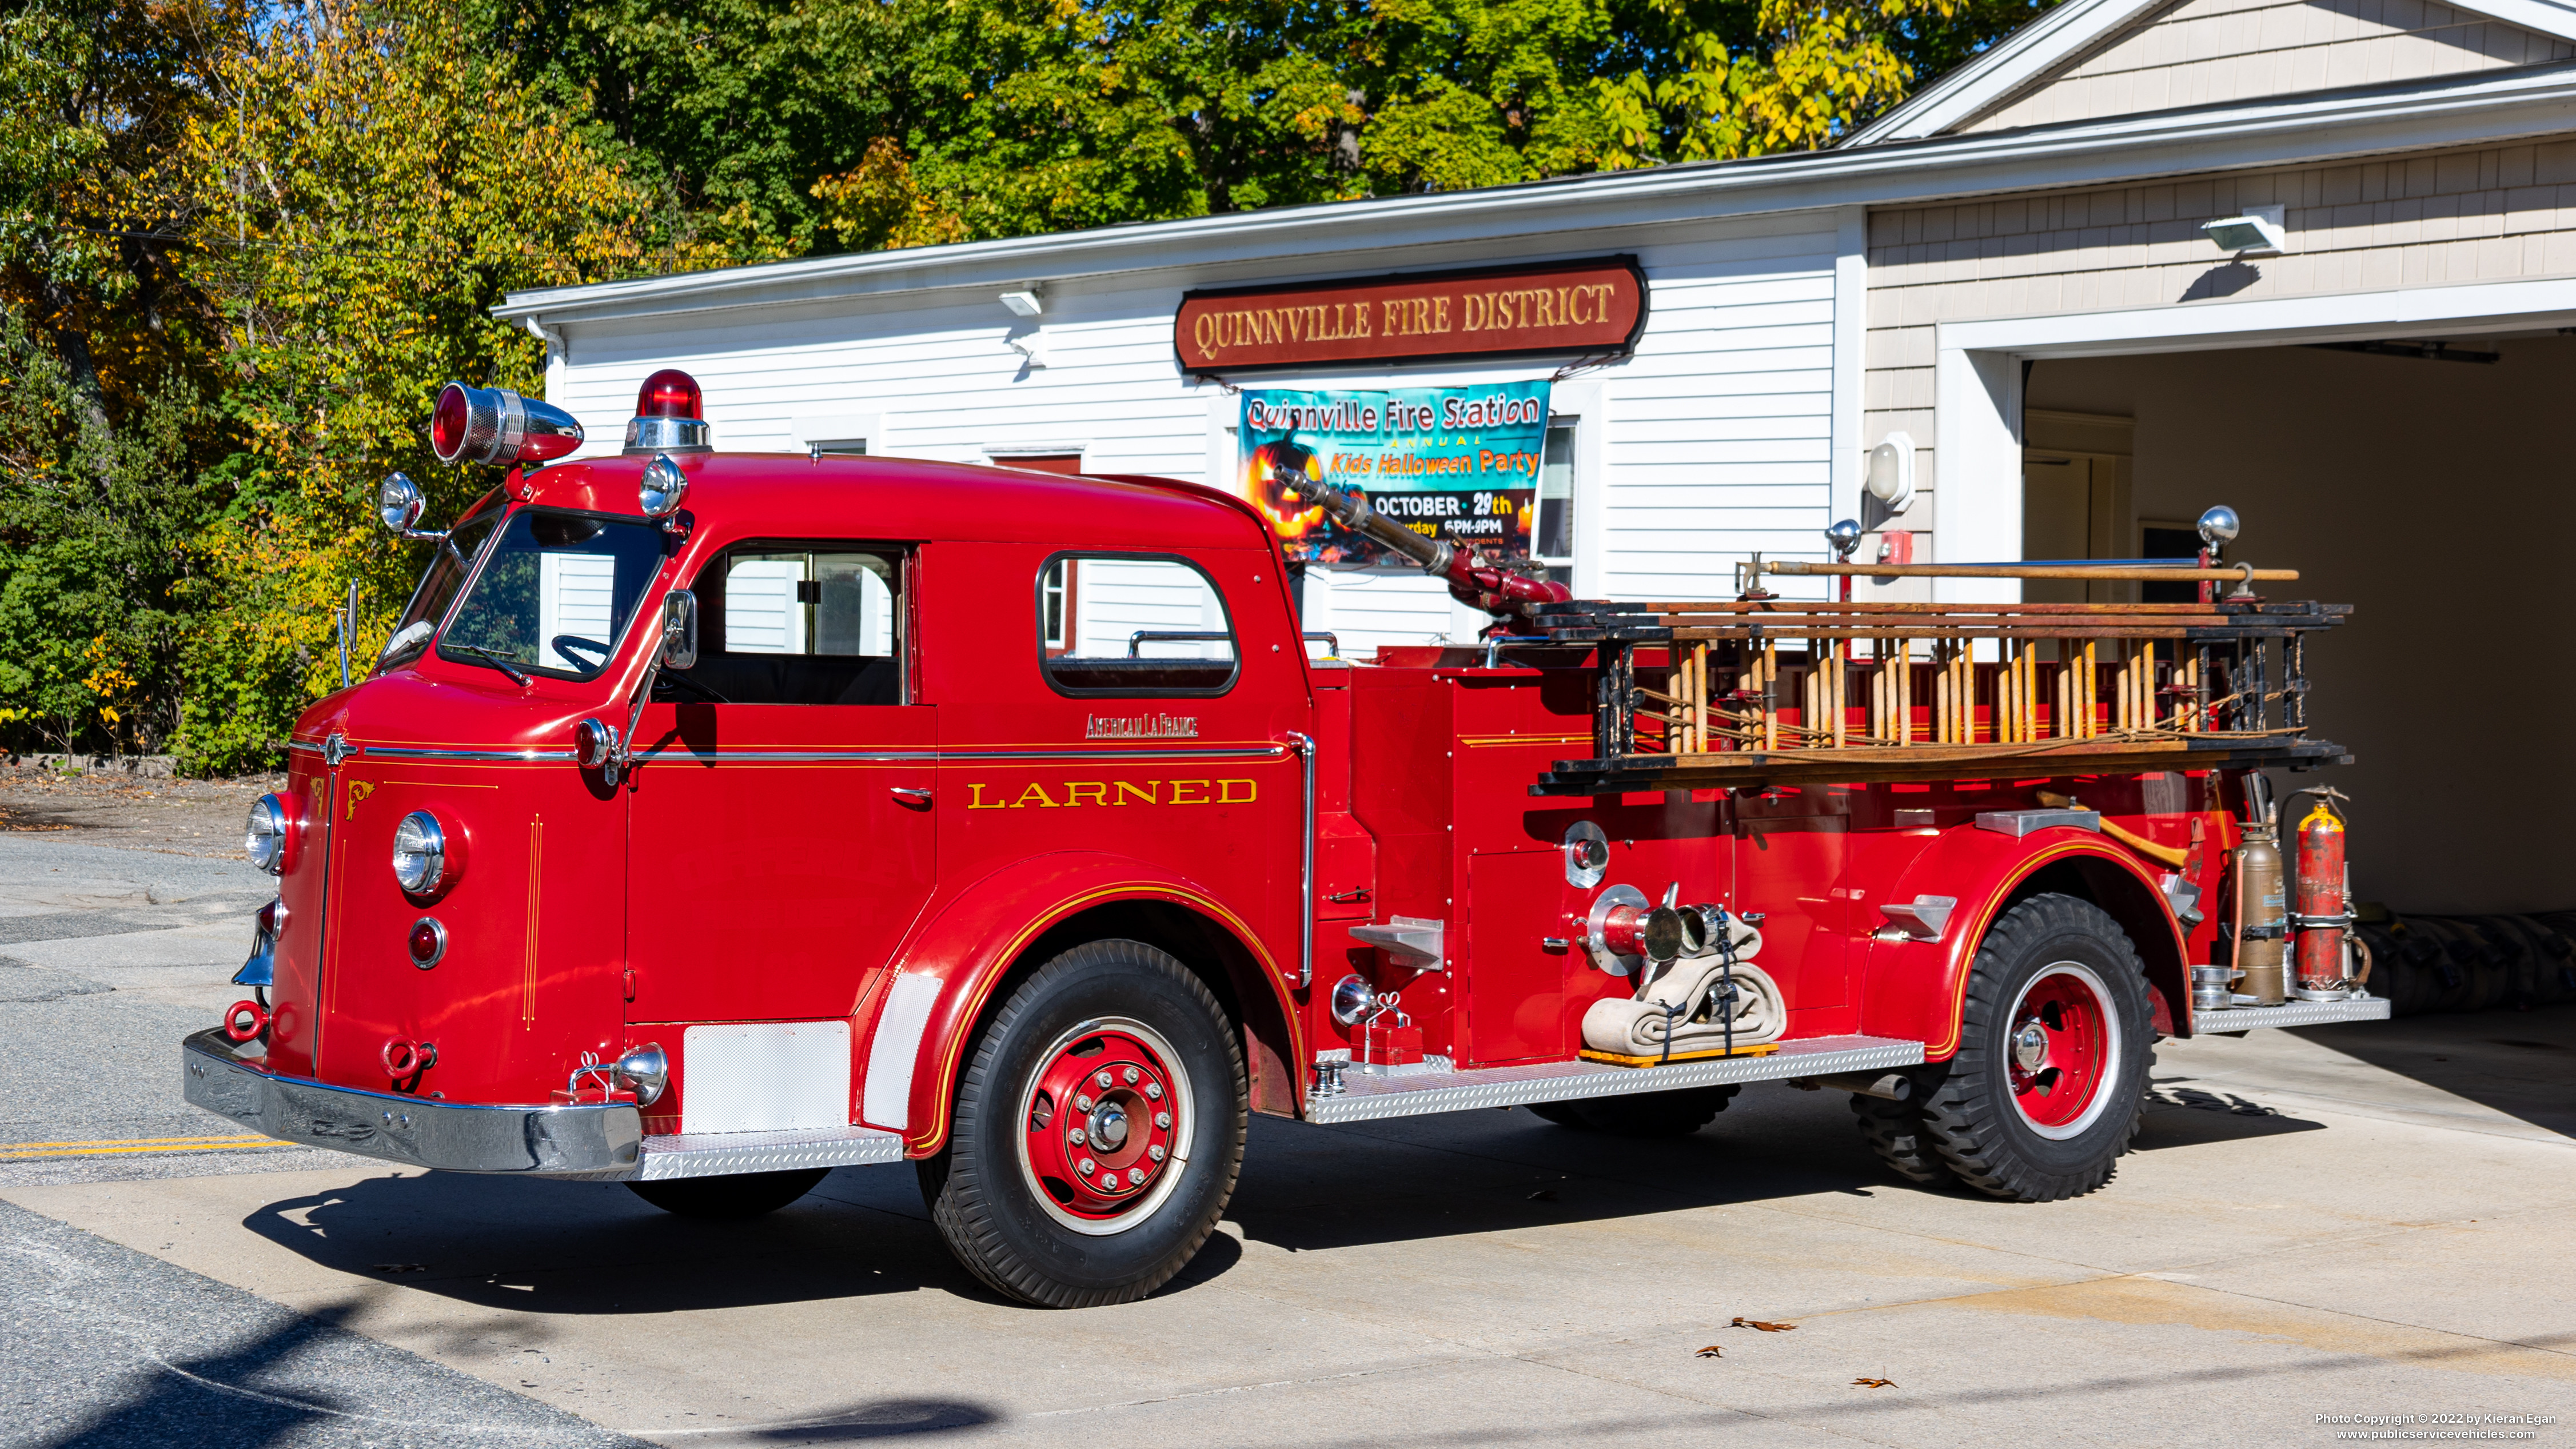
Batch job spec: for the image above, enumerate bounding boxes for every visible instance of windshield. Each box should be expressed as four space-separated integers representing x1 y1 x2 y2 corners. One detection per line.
436 508 667 681
380 505 503 670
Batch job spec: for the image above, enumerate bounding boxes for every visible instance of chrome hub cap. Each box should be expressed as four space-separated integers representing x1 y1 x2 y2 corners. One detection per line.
2011 1021 2051 1075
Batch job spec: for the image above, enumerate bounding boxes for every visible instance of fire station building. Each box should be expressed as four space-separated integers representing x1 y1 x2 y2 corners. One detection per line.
500 0 2576 914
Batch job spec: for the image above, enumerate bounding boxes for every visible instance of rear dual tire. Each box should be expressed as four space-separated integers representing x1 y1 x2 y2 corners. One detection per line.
1528 1084 1741 1138
1856 893 2152 1201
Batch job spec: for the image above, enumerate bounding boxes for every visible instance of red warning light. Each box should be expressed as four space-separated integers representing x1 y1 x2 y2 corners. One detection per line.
636 369 703 421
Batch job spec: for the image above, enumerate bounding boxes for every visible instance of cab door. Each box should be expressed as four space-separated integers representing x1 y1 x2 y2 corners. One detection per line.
625 543 935 1025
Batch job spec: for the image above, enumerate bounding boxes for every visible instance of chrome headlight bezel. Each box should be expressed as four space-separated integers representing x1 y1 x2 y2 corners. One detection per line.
245 794 290 875
392 810 449 895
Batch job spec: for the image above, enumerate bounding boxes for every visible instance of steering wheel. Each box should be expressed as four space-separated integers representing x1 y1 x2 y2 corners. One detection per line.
552 634 611 670
656 670 729 704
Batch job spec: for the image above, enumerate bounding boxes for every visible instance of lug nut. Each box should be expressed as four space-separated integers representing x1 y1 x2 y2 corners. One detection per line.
1076 1156 1095 1175
1147 1144 1166 1162
1075 1092 1092 1111
1128 1167 1146 1186
1145 1082 1163 1100
1154 1111 1171 1129
1096 1069 1113 1089
1068 1128 1086 1145
1123 1065 1140 1084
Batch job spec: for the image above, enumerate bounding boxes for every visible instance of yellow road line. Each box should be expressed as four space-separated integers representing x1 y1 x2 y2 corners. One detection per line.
0 1136 278 1160
4 1135 274 1150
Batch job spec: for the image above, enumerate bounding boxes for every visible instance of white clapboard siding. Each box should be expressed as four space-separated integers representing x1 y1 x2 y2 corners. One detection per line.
725 560 804 654
1965 0 2574 133
549 216 1842 648
536 553 618 670
1068 557 1232 659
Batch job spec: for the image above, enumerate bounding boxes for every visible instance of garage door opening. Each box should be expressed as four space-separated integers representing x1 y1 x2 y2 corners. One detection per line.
2018 335 2576 913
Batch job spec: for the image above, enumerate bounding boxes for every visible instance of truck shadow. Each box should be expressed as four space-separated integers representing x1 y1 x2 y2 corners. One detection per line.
2276 1003 2576 1140
238 1077 2334 1314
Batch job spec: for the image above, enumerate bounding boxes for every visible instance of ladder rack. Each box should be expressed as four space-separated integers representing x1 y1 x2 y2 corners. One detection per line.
1520 596 2351 795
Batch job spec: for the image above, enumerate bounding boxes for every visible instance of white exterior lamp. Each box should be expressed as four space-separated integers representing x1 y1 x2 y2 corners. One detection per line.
1863 432 1916 530
2202 205 2286 256
1000 288 1048 368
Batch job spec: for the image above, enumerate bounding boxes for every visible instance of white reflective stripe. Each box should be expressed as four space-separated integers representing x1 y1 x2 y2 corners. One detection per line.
862 972 944 1132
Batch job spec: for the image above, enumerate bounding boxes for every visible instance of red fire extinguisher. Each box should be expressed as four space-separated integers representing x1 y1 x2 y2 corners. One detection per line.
2292 789 2351 997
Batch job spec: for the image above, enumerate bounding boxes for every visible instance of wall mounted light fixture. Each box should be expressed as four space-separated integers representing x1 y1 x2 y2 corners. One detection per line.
2202 204 2286 256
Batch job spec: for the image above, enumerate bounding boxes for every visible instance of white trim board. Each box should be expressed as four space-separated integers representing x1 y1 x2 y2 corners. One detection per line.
1930 274 2576 597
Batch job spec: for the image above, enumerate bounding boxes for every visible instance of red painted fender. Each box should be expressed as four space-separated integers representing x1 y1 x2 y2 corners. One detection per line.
1856 825 2187 1060
859 850 1301 1157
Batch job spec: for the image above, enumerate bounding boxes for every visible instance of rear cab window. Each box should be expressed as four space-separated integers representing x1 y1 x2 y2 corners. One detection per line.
1038 553 1238 696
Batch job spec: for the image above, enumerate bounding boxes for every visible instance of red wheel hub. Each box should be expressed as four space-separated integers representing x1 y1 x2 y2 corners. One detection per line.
1022 1027 1182 1223
2006 967 2114 1133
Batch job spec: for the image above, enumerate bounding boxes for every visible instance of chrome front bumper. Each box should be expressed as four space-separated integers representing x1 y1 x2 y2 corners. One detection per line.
181 1028 644 1179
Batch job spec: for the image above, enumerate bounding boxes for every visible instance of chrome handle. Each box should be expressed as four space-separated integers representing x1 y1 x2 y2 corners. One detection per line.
890 787 932 805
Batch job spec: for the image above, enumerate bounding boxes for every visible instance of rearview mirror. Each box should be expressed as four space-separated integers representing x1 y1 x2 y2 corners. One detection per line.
661 590 698 670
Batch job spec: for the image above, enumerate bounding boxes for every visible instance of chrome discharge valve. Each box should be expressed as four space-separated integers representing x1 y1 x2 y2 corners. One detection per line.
1578 884 1749 976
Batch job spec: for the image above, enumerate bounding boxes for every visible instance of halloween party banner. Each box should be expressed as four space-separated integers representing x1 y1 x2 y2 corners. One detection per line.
1239 381 1550 568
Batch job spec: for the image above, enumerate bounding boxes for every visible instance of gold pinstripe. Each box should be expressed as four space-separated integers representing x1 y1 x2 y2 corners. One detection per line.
902 883 1296 1155
1925 840 2173 1059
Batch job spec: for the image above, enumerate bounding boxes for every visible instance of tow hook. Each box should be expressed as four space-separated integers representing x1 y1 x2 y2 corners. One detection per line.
381 1037 438 1083
223 1000 270 1044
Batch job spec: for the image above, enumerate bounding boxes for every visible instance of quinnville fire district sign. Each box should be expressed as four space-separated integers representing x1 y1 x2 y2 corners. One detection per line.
1239 381 1550 568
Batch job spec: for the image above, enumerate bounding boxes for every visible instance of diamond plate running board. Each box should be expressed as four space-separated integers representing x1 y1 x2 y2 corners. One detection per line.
635 1124 906 1180
1305 1035 1925 1125
2190 997 2391 1033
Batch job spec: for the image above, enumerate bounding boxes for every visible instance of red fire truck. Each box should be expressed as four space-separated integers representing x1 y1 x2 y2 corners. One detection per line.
185 372 2385 1307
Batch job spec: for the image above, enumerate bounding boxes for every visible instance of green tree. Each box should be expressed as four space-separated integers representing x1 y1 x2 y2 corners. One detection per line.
481 0 916 256
892 0 2023 237
0 0 248 756
167 1 728 771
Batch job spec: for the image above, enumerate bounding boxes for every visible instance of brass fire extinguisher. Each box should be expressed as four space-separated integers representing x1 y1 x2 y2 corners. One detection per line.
2292 787 2355 1000
2231 775 2288 1005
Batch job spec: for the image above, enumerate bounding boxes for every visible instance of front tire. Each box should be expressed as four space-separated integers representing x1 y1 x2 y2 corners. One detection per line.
1914 894 2153 1201
920 939 1246 1307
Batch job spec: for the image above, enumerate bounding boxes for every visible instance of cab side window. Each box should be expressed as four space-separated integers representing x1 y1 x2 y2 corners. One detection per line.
663 546 904 705
1038 553 1237 696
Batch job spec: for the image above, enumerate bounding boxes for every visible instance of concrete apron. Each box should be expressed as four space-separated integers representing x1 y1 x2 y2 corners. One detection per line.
8 1017 2573 1448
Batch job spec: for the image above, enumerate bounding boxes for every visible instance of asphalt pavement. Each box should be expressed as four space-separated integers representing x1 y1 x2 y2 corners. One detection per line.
0 815 2568 1448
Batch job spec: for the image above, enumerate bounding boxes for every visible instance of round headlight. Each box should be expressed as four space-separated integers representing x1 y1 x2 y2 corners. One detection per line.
639 452 689 517
392 811 449 895
377 472 424 534
245 794 290 875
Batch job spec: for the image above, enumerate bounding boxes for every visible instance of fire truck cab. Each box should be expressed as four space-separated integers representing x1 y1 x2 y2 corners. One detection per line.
186 372 2386 1307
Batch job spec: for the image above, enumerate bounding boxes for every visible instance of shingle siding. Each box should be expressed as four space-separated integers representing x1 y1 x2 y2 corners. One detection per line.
1962 0 2573 133
1863 135 2576 515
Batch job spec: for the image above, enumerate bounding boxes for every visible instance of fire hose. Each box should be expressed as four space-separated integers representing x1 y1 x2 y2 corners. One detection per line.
1581 915 1787 1057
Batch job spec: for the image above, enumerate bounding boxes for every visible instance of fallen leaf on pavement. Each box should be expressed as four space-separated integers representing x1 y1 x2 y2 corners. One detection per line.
1852 1378 1897 1389
1732 1317 1795 1332
1694 1346 1723 1358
